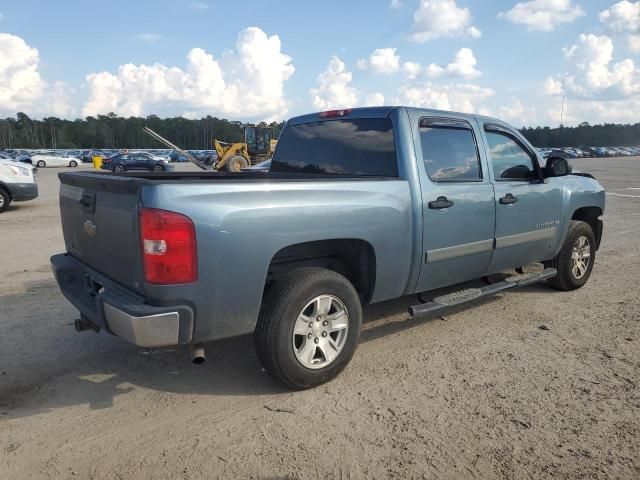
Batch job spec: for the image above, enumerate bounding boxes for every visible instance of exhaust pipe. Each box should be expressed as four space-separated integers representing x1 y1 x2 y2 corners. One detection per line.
191 344 205 365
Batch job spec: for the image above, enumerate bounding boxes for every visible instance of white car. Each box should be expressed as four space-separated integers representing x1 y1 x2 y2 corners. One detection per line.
0 159 38 212
32 152 80 168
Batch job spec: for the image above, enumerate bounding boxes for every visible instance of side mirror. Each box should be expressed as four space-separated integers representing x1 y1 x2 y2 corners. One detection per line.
544 157 572 177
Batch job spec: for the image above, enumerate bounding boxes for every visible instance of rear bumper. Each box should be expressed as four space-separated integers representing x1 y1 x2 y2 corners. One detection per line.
8 182 38 201
51 253 194 347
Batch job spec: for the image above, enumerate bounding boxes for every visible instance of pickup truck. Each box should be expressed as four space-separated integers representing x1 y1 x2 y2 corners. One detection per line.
51 107 605 389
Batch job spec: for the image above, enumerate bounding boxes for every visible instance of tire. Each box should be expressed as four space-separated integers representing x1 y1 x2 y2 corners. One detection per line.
36 160 46 168
152 164 164 172
113 165 125 173
545 220 596 291
0 188 11 213
255 267 363 390
226 155 249 172
69 160 78 167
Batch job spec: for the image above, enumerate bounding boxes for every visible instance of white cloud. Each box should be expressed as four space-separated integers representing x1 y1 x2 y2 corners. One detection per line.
82 27 294 120
402 48 481 80
550 96 640 124
390 0 403 8
499 98 538 126
629 34 640 53
358 48 400 74
403 61 422 80
544 76 564 95
498 0 585 32
599 1 640 33
410 0 481 42
0 33 46 115
188 2 209 10
432 47 481 78
543 32 640 124
555 34 640 99
396 82 494 113
310 56 359 110
136 33 163 43
364 92 385 106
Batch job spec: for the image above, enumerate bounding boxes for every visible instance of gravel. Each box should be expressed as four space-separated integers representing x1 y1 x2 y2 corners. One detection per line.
1 159 639 479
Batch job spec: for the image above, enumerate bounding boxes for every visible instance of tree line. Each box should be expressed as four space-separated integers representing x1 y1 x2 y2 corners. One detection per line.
0 113 284 150
0 113 638 150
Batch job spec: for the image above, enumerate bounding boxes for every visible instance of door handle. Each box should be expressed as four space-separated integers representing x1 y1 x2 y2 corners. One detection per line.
499 193 518 205
428 196 454 209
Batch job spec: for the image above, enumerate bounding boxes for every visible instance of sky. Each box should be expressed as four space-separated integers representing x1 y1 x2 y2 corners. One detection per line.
0 0 639 126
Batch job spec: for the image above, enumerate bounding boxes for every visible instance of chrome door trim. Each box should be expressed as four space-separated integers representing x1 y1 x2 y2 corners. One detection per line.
495 227 556 249
426 238 494 263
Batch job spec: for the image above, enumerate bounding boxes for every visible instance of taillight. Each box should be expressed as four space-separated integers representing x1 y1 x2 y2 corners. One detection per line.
319 108 352 118
139 208 197 284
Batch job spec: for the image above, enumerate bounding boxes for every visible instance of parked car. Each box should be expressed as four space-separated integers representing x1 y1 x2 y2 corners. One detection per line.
32 152 80 168
0 158 38 212
101 152 172 172
51 106 605 389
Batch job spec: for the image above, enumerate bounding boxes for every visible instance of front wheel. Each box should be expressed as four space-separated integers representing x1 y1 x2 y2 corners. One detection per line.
36 160 46 168
545 220 596 291
113 165 125 173
69 160 78 167
226 155 249 172
152 164 164 172
255 268 362 390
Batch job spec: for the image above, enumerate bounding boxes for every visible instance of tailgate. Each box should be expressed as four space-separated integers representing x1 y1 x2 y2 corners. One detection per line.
58 172 145 290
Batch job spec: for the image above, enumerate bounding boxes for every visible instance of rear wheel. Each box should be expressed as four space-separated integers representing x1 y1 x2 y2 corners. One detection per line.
68 160 78 167
0 188 11 213
546 220 596 291
113 165 125 173
36 160 46 168
255 268 362 390
226 155 249 172
152 164 164 172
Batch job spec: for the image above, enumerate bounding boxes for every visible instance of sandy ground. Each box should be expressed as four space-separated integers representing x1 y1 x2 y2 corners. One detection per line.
1 159 639 479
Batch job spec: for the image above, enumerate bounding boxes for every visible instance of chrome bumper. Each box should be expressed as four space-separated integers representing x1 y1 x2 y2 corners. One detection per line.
51 253 193 347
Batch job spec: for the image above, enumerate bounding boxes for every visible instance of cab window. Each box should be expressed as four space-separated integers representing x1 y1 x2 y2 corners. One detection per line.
485 129 537 181
419 118 481 182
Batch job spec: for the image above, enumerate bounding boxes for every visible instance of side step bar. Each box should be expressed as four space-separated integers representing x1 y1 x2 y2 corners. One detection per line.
409 268 557 318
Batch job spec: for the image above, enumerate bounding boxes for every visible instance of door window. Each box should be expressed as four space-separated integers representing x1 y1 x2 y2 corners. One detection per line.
419 119 481 182
485 130 537 181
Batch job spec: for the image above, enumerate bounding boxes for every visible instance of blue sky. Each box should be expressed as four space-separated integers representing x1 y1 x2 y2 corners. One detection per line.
1 0 639 126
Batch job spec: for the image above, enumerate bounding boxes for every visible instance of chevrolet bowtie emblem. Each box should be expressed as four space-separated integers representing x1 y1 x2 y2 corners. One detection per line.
83 220 97 238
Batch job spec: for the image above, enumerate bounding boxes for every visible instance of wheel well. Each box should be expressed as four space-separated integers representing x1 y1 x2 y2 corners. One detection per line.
572 206 602 248
266 239 376 303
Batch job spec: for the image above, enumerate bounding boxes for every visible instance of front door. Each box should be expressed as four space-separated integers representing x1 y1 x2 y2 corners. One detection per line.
412 114 496 293
479 123 564 274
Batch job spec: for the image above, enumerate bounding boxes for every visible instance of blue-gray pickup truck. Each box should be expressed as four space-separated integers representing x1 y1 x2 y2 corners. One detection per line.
51 107 605 389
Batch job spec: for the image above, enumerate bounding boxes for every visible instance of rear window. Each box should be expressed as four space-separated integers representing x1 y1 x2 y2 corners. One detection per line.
270 118 397 176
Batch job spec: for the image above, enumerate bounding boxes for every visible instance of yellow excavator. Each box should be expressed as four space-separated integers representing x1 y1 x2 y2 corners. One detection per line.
214 126 278 172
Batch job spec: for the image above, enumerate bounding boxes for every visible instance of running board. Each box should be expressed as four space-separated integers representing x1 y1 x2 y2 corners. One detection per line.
408 268 557 317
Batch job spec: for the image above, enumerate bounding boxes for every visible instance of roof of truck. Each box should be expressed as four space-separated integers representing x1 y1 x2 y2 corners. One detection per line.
287 106 508 127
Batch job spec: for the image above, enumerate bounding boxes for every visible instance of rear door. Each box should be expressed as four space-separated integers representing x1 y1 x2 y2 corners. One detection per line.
479 122 564 274
410 113 496 292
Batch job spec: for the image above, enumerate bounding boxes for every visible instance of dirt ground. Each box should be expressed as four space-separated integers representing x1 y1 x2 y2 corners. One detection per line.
1 159 639 479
